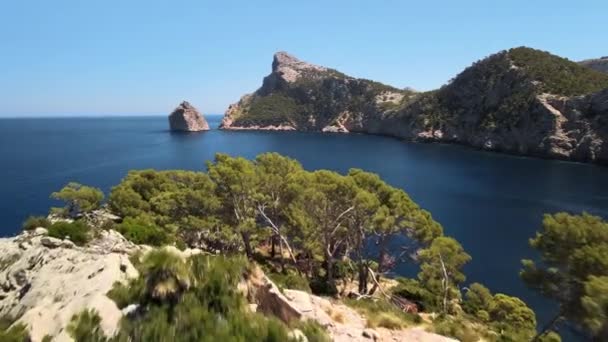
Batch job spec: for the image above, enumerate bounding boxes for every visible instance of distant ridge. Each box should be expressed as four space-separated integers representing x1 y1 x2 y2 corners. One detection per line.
579 56 608 73
220 47 608 164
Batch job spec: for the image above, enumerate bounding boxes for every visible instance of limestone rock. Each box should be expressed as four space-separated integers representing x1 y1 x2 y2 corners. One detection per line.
220 48 608 164
168 101 209 132
0 230 139 342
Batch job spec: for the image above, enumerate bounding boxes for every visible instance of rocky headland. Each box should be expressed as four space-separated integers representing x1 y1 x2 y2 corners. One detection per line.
579 56 608 73
220 48 608 164
168 101 209 132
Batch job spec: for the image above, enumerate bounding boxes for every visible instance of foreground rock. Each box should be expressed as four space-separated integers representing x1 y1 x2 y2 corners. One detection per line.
169 101 210 132
221 48 608 164
242 267 454 342
0 229 139 342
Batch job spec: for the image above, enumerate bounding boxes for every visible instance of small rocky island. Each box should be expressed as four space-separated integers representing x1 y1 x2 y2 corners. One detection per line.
168 101 209 132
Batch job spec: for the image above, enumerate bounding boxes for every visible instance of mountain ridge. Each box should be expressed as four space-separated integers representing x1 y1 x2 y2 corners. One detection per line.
221 47 608 164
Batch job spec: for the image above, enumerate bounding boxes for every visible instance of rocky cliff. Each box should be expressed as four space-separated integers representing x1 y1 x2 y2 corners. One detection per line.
0 227 454 342
579 56 608 73
169 101 209 132
221 48 608 164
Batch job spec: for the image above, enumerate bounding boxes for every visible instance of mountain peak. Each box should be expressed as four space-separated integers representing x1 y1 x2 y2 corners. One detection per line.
270 51 327 82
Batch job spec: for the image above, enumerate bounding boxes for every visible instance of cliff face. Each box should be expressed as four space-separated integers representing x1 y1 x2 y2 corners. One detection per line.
169 101 209 132
221 48 608 164
579 57 608 73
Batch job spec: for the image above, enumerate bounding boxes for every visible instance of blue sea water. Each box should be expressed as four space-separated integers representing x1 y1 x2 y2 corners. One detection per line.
1 114 607 338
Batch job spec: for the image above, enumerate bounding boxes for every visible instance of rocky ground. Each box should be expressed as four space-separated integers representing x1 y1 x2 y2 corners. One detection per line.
0 228 139 341
0 227 453 341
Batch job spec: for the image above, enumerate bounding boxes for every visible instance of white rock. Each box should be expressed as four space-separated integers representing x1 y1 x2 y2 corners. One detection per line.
288 329 308 342
0 230 139 342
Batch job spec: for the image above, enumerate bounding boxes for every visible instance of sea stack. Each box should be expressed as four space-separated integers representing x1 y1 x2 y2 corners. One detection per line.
168 101 209 132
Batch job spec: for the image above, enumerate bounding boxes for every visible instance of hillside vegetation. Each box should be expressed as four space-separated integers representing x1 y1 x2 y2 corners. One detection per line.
13 153 608 340
508 47 608 96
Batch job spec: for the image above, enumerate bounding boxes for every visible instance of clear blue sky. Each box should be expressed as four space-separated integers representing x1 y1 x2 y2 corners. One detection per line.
1 0 606 117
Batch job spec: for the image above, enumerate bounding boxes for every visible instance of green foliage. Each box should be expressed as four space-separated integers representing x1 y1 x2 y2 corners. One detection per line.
51 182 104 217
509 47 608 96
489 293 536 341
418 237 471 313
0 316 29 342
432 316 482 342
68 309 108 342
521 212 608 339
267 270 311 293
21 215 50 231
293 320 331 342
344 298 419 329
538 331 562 342
104 253 296 341
392 277 434 309
117 216 170 246
47 220 91 245
463 283 495 318
238 93 299 126
140 249 191 302
108 169 225 249
581 275 608 339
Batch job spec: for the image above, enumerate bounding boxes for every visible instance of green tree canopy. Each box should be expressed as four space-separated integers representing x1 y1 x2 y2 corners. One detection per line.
521 212 608 340
51 182 104 217
418 236 471 313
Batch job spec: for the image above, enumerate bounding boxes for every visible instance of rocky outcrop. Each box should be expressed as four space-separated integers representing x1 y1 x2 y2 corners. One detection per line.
221 48 608 164
169 101 209 132
240 266 454 342
580 57 608 73
0 229 139 342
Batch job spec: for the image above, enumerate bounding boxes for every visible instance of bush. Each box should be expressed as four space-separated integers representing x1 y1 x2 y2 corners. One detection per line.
104 254 298 341
293 320 331 342
432 316 481 342
392 277 434 311
22 215 50 231
51 182 104 217
117 216 170 246
344 297 419 330
68 309 108 342
47 221 91 245
508 47 608 96
267 270 311 293
0 315 29 342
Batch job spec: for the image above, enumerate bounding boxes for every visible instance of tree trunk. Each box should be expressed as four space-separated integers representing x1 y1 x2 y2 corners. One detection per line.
278 238 286 271
532 310 563 341
325 250 335 291
358 262 368 294
270 235 276 258
242 232 253 259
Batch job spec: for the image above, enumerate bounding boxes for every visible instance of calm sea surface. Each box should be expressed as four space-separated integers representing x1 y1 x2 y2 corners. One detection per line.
1 115 607 337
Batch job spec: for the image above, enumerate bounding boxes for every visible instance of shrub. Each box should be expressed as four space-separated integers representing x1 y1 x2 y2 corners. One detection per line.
21 215 50 231
51 182 104 217
47 221 91 245
117 216 170 246
68 309 108 342
508 47 608 96
293 320 331 342
344 297 419 330
267 270 311 293
0 315 29 342
432 316 481 342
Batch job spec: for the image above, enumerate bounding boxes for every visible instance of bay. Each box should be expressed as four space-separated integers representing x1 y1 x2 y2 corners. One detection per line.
1 114 607 338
